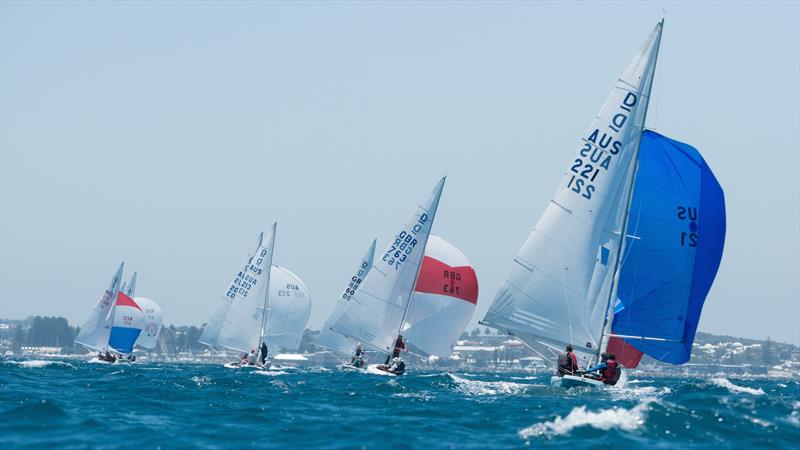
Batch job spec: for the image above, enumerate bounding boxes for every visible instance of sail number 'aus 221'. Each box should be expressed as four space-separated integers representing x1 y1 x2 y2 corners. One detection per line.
382 213 429 270
226 248 267 300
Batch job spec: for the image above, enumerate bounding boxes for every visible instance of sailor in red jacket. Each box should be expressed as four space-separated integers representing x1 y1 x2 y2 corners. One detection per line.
585 353 621 385
557 344 580 376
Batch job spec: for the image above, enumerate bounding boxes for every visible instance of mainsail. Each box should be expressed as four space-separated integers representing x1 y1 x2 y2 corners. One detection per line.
75 261 125 351
125 272 137 297
199 224 277 353
403 235 479 357
331 177 446 354
263 265 312 351
482 22 663 366
316 239 377 358
609 130 725 365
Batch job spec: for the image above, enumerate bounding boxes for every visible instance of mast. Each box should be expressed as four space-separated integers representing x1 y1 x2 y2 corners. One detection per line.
596 19 664 363
257 222 277 357
394 176 446 351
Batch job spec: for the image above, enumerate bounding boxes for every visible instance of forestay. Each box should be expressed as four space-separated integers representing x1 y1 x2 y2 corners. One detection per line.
263 265 312 351
331 177 445 355
482 22 663 365
75 261 125 351
611 130 725 364
199 224 276 353
317 239 377 358
403 235 478 357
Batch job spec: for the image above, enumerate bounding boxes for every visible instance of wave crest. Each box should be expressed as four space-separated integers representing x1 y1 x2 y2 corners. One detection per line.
519 399 654 438
709 378 765 396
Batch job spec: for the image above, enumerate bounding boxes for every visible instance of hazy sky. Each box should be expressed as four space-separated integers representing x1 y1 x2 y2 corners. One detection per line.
2 1 798 345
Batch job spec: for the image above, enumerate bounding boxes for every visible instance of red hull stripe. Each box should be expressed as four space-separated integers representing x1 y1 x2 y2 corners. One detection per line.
414 256 478 304
116 292 142 311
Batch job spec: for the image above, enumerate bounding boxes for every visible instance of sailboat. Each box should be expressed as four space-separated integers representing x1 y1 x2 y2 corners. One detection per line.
316 239 377 364
319 235 477 369
329 177 446 376
199 223 277 369
75 262 125 357
481 21 725 388
262 265 312 368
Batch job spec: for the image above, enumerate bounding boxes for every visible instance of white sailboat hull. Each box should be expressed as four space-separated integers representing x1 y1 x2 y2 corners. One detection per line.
224 360 271 370
550 374 605 389
366 364 398 377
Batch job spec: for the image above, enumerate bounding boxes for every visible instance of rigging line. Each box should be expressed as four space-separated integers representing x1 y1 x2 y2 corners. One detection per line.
557 248 575 349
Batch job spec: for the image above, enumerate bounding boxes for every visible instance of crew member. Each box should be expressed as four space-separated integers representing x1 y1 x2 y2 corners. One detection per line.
557 344 580 376
260 342 269 365
384 335 406 365
585 353 621 386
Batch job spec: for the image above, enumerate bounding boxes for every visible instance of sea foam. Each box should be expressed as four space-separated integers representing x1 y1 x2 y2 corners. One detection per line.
519 398 654 438
709 378 765 396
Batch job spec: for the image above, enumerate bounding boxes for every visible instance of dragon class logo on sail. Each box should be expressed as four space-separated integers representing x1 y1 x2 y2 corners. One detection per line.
567 92 638 200
677 206 699 247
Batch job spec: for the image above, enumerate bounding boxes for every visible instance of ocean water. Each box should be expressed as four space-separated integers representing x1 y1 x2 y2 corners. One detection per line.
1 359 798 449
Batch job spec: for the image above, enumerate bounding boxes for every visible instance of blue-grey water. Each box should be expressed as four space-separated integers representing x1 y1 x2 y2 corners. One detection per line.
1 359 798 449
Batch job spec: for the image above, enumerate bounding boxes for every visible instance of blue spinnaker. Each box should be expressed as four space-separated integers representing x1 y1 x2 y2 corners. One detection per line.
612 130 725 364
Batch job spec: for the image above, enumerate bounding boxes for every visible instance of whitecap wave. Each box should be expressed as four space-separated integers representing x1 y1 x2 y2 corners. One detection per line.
709 378 765 396
448 373 540 396
519 398 654 438
255 370 289 376
8 360 73 369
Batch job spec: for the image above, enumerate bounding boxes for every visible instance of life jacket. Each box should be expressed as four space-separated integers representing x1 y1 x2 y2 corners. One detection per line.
602 360 620 385
557 352 575 371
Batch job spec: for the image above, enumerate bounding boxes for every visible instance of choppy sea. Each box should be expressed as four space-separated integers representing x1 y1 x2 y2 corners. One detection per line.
1 358 798 449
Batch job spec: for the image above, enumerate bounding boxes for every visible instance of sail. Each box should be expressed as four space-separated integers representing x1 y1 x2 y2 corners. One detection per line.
611 130 725 364
482 22 663 364
133 297 163 349
263 265 312 351
125 272 137 297
403 235 479 357
108 292 145 353
331 177 446 354
199 225 277 353
317 239 377 358
75 261 125 351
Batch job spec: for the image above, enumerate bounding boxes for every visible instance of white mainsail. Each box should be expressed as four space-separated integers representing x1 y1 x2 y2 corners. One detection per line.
199 224 277 354
317 239 377 358
331 177 446 355
262 265 312 351
125 272 137 297
482 22 663 366
75 261 125 351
